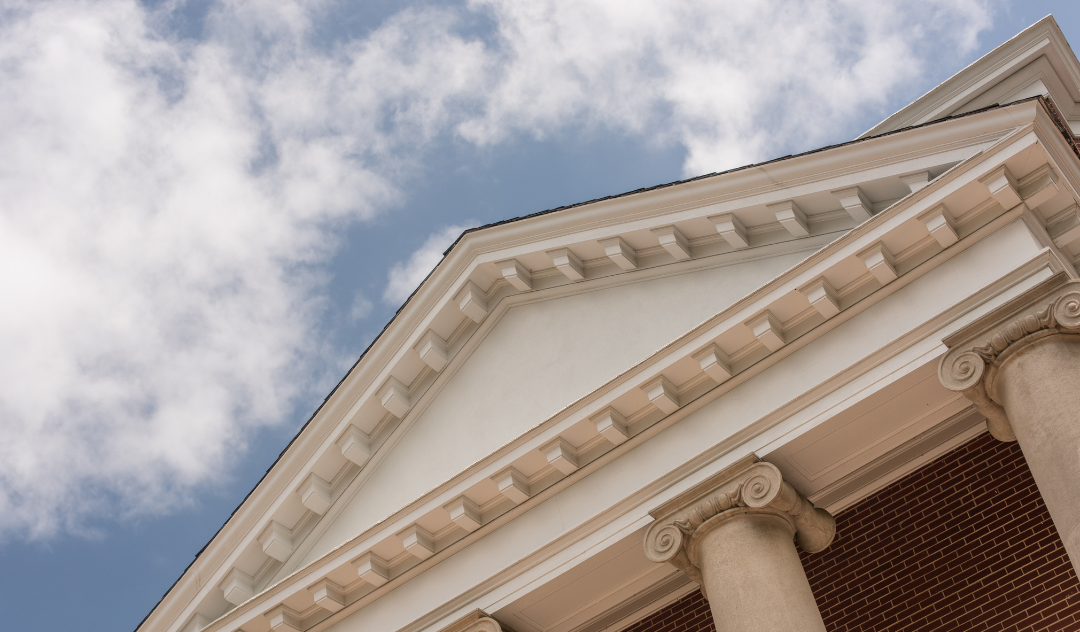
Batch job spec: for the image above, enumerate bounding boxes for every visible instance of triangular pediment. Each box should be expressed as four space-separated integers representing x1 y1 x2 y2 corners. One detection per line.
215 104 1023 597
296 240 824 567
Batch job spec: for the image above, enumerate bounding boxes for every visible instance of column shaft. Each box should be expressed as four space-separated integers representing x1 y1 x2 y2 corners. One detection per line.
996 334 1080 567
695 513 826 632
939 276 1080 573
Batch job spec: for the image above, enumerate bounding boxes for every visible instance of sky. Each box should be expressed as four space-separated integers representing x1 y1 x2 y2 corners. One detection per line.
0 1 1078 630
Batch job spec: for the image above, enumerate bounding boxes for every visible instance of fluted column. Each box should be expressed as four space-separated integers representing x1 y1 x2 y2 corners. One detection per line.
644 458 835 632
940 274 1080 571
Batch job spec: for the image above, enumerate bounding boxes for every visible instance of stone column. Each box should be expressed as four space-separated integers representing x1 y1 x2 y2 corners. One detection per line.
643 457 835 632
437 610 503 632
940 274 1080 571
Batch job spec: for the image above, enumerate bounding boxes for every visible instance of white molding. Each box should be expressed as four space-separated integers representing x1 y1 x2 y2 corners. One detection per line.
496 259 533 291
858 243 899 285
415 330 450 373
181 614 211 632
398 525 437 561
800 278 841 320
308 579 346 613
265 605 302 632
919 204 959 248
708 213 750 249
542 438 581 475
1017 163 1060 210
861 16 1080 136
747 310 786 352
546 248 585 281
352 553 390 588
597 237 638 270
259 522 295 563
495 468 531 505
768 200 809 237
219 568 255 607
899 171 931 193
444 496 483 533
591 408 630 446
641 376 679 415
338 425 372 468
276 231 838 587
979 164 1021 209
193 202 1067 632
378 377 412 419
1048 204 1080 248
693 345 733 385
651 225 691 260
831 186 874 223
297 474 333 516
457 282 490 323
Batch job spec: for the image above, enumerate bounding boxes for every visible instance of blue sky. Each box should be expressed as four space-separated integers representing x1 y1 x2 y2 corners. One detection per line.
0 1 1077 631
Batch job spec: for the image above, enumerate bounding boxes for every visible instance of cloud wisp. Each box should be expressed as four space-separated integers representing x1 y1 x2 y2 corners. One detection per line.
384 225 473 306
0 0 992 540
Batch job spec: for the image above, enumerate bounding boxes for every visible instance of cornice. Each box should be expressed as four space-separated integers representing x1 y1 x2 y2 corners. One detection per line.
455 110 1023 262
143 99 1070 632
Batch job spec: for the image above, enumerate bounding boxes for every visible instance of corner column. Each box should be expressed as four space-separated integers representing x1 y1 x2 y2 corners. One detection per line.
644 458 835 632
940 275 1080 571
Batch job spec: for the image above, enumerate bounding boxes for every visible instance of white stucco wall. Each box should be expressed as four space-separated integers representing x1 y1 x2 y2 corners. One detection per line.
302 249 819 564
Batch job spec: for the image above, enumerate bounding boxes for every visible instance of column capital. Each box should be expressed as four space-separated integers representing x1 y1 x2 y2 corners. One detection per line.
939 274 1080 441
643 457 834 586
437 610 503 632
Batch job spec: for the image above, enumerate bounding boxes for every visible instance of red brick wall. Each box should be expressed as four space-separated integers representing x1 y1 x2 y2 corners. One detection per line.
621 433 1080 632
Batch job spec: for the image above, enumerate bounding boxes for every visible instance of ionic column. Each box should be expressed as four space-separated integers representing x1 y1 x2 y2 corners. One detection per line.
437 610 503 632
940 275 1080 571
643 458 835 632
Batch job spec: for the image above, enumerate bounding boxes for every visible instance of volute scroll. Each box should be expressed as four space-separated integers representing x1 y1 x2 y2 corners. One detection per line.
437 610 504 632
939 275 1080 441
643 458 835 587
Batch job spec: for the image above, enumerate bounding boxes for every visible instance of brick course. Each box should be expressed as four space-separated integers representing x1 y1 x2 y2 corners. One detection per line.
620 433 1080 632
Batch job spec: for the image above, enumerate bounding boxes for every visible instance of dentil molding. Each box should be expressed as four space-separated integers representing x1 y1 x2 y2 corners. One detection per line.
643 456 835 587
939 273 1080 441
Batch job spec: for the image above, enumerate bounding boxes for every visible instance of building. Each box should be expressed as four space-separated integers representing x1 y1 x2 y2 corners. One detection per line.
140 15 1080 632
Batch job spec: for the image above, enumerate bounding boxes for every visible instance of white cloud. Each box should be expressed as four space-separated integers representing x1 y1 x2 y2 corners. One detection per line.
0 0 482 539
0 0 993 539
384 225 472 306
460 0 995 174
